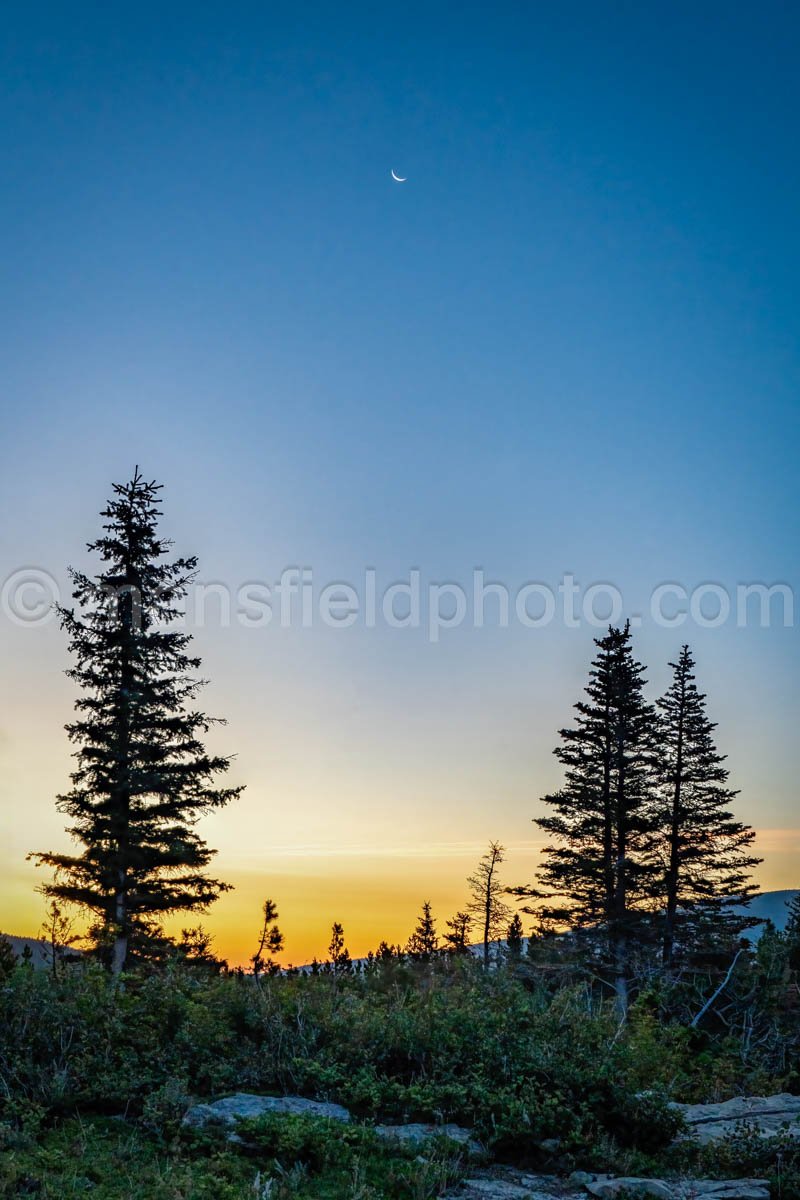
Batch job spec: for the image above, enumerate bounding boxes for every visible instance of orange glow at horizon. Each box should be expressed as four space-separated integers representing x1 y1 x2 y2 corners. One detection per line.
3 830 797 970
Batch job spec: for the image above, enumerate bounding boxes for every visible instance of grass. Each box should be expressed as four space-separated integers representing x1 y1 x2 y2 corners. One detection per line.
0 1114 468 1199
4 1115 800 1200
1 944 799 1198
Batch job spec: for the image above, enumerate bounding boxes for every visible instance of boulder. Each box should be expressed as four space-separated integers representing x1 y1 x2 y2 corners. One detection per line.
700 1191 768 1200
582 1178 771 1200
446 1169 564 1199
587 1178 674 1200
374 1121 482 1157
460 1181 539 1199
518 1177 564 1200
673 1093 800 1144
182 1092 351 1131
679 1183 770 1200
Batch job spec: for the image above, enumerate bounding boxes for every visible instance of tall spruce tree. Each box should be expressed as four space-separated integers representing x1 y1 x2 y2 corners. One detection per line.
31 470 242 974
656 646 761 967
528 623 659 1014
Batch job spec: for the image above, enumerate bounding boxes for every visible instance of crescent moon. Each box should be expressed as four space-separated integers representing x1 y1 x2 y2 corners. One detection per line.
391 169 407 182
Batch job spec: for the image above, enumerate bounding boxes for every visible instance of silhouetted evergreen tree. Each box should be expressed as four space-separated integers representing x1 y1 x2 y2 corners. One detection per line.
444 911 472 955
40 900 80 979
525 624 659 1014
467 841 512 967
30 471 242 974
406 901 439 960
506 913 524 958
364 940 406 980
372 940 403 963
785 892 800 973
656 646 761 967
0 935 16 979
251 898 284 980
524 925 547 962
326 922 352 978
176 925 226 975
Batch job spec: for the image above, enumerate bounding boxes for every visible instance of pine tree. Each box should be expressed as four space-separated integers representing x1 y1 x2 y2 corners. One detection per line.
656 646 761 967
39 900 80 978
527 624 659 1014
373 940 402 962
506 913 524 958
406 901 439 960
0 935 16 979
251 898 284 980
176 925 226 975
786 892 800 973
326 922 352 978
444 911 472 955
467 841 512 967
30 470 242 974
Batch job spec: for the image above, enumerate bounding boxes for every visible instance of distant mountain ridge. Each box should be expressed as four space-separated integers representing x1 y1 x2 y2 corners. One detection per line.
499 888 798 956
0 934 57 968
736 889 797 937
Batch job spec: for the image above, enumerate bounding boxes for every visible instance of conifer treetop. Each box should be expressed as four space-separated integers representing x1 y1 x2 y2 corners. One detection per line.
31 469 243 970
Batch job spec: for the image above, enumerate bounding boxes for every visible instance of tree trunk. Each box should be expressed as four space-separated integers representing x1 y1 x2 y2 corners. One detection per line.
613 936 629 1019
110 576 135 978
111 931 127 976
662 679 686 968
110 866 128 977
612 723 629 1019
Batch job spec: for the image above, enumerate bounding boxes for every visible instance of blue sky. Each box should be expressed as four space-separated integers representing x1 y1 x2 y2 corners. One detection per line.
1 3 797 959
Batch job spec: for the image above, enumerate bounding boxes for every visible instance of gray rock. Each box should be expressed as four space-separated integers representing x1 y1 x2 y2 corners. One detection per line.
183 1092 351 1131
460 1181 537 1199
694 1190 769 1200
673 1093 800 1144
586 1179 674 1200
452 1173 565 1200
374 1121 482 1157
681 1180 769 1192
447 1169 771 1200
680 1184 770 1200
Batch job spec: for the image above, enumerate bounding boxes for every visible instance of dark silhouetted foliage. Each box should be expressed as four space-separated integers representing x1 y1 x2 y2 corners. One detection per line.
30 471 242 973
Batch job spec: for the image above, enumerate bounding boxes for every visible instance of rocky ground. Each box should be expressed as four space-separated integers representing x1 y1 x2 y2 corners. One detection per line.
673 1095 800 1145
183 1091 800 1200
441 1170 772 1200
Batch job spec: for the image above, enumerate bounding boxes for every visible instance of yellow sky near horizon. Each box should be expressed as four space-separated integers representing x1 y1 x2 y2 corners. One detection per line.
3 829 798 969
2 611 797 971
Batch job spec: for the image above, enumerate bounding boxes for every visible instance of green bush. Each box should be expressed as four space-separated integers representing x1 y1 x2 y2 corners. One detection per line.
669 1126 800 1200
0 953 796 1186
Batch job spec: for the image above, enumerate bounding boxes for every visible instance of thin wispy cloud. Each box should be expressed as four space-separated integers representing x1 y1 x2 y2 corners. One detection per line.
224 839 547 863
